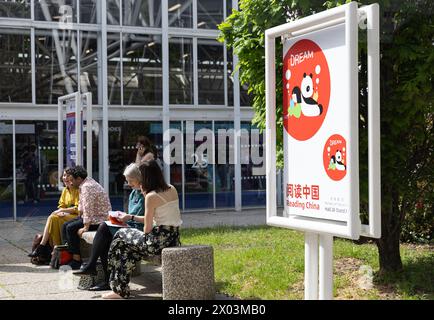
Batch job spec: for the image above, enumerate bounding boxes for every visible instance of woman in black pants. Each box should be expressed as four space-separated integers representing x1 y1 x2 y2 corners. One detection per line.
102 160 181 299
72 163 145 291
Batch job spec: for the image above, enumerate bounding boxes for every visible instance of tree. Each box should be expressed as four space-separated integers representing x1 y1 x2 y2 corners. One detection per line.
219 0 434 273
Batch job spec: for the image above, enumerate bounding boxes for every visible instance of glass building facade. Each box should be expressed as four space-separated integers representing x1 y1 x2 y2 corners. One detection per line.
0 0 280 220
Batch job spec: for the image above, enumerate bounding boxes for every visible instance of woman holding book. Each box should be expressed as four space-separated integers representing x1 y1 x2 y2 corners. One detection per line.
102 159 182 299
72 163 145 291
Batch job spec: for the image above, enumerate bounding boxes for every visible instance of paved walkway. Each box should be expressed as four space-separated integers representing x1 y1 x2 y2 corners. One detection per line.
0 208 266 300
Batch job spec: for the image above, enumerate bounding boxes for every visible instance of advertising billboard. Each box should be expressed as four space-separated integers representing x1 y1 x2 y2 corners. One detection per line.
282 24 355 224
66 99 76 168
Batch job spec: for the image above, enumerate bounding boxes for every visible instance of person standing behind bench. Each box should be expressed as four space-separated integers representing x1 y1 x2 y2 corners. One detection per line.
135 135 155 165
62 166 112 270
102 160 182 299
72 163 145 291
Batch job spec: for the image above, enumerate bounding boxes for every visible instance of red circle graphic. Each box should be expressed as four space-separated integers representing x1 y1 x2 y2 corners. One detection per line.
283 39 330 141
323 134 347 181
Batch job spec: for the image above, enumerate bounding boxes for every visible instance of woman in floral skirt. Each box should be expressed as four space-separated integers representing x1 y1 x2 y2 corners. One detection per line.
102 159 182 299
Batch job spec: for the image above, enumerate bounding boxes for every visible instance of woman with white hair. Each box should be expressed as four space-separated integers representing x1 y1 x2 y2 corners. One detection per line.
102 160 181 299
72 163 145 291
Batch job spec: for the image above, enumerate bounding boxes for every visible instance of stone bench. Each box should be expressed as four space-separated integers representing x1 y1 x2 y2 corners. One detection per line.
80 231 143 276
162 245 215 300
79 231 215 299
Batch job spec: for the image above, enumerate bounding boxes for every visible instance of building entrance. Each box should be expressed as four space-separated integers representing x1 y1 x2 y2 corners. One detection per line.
15 121 60 218
0 121 13 219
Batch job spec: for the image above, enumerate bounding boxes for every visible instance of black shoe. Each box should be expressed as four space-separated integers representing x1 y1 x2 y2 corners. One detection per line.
28 244 43 257
88 282 110 291
68 259 82 270
29 244 51 259
28 249 38 257
73 266 97 276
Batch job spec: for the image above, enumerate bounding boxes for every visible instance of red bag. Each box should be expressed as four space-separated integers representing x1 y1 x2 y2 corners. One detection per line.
50 245 73 269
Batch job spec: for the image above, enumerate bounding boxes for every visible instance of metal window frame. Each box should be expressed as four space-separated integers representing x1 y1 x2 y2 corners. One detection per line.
162 0 171 183
232 0 241 211
120 31 124 107
12 119 17 221
212 120 216 209
193 37 199 106
193 0 198 30
101 0 109 191
0 0 261 215
181 120 185 211
223 0 228 108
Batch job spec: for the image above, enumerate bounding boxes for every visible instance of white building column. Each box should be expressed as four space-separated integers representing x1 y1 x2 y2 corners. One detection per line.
98 120 104 184
232 0 242 212
162 0 170 183
101 0 109 191
12 119 17 221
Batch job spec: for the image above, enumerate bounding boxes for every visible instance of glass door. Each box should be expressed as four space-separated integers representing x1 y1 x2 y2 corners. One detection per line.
241 122 266 207
15 121 60 218
108 121 163 211
0 121 14 219
215 121 235 208
184 121 214 210
170 121 183 210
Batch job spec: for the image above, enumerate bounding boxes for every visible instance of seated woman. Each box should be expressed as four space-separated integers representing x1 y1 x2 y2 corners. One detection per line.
29 168 79 261
102 159 182 299
72 163 145 291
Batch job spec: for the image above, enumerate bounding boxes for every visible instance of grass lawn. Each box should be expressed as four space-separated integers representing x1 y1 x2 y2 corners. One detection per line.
181 226 433 300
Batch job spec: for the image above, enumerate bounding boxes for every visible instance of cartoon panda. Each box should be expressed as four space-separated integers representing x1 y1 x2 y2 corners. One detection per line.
329 155 337 170
291 73 323 117
334 150 346 171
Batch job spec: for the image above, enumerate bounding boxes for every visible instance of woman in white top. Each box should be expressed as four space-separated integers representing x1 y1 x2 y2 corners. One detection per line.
103 159 182 299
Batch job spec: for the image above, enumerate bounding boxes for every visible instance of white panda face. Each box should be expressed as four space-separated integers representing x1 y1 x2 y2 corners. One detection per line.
335 150 342 162
301 74 314 98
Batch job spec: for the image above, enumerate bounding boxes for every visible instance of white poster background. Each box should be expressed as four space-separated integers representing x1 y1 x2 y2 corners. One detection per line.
284 24 351 223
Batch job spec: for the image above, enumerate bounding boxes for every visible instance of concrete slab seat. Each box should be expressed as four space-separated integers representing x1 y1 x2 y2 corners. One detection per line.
80 231 144 277
79 231 216 299
162 245 215 300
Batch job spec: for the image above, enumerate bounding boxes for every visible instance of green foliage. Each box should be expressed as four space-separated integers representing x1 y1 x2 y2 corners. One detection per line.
401 205 434 244
219 0 434 247
218 0 327 167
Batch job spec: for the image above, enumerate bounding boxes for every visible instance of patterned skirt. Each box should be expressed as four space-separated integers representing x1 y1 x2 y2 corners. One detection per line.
107 225 180 298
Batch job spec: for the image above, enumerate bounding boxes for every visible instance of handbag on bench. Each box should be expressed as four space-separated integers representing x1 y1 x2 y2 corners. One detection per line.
50 245 73 269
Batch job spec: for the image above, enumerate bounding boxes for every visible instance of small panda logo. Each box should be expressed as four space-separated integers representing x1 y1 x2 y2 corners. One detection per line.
291 73 323 117
334 150 346 171
329 150 346 171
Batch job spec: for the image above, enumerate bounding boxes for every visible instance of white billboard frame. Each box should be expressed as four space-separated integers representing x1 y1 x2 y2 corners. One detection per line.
57 92 93 190
265 2 381 240
265 2 381 300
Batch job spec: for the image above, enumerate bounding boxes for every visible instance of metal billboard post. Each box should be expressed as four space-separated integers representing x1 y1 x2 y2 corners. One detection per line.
265 2 380 300
75 92 82 166
82 92 93 178
58 92 78 190
304 232 319 300
58 92 93 189
318 234 333 300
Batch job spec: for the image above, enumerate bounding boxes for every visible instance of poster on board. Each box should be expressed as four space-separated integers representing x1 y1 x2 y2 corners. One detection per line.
66 100 76 168
283 23 354 223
